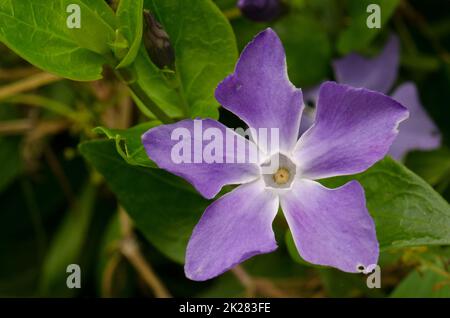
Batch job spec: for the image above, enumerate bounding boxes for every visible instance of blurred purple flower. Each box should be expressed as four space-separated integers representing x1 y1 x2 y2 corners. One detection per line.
304 35 441 160
237 0 282 22
142 29 408 281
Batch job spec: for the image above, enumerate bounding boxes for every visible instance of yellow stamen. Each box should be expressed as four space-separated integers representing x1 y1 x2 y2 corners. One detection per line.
273 167 290 185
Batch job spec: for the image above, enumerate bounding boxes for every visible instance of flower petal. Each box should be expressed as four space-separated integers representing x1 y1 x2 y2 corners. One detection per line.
142 119 261 199
294 81 409 180
389 82 441 160
185 180 279 281
215 28 303 154
333 34 400 94
280 179 379 272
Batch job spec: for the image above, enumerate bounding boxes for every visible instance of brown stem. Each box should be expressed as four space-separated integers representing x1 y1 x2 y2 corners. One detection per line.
232 265 290 298
0 119 33 134
101 252 122 298
0 72 61 101
43 146 76 206
231 265 257 297
118 209 172 298
0 67 39 80
0 118 69 138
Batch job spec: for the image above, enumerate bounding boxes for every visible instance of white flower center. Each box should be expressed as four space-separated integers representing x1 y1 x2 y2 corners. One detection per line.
261 153 296 189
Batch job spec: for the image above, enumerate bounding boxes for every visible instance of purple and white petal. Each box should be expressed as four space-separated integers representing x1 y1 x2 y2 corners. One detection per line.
294 81 409 180
215 28 303 154
280 179 379 272
185 180 279 281
333 34 400 94
389 82 441 160
142 119 261 199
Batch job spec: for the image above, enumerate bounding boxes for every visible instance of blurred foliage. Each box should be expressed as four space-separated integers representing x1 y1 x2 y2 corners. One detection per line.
0 0 449 298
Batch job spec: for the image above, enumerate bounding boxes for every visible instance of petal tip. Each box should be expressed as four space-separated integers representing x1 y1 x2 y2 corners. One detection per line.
215 73 238 105
386 33 400 54
141 128 154 144
320 81 410 117
141 127 158 155
254 27 282 48
184 264 208 282
260 27 277 37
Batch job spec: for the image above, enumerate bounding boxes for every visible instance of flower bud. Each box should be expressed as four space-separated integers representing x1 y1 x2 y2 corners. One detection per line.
237 0 283 22
105 0 118 12
143 10 175 70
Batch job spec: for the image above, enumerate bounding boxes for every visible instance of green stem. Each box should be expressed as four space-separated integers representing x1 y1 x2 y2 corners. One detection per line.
116 69 173 124
128 81 173 124
223 7 241 20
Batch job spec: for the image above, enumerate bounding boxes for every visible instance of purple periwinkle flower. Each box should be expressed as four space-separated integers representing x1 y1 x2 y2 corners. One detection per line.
237 0 282 22
305 35 441 160
142 29 409 281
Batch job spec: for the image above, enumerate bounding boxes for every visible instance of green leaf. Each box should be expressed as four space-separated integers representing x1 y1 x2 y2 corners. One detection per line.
93 121 159 168
391 269 450 297
405 148 450 188
391 247 450 297
116 0 144 68
40 182 97 297
79 140 209 263
140 0 238 118
337 0 400 54
321 157 450 250
275 14 332 86
62 0 117 54
0 0 116 80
